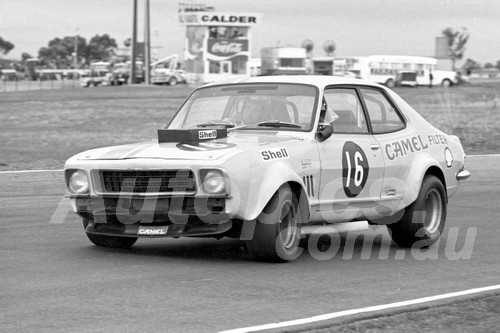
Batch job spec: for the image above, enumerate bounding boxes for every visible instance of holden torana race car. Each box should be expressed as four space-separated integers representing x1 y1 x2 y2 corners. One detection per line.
64 75 470 262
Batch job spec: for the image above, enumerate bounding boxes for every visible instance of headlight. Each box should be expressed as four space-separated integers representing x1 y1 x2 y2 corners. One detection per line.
67 169 89 194
201 170 226 194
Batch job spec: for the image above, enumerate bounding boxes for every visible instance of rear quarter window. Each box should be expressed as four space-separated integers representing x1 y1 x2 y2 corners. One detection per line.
360 88 405 133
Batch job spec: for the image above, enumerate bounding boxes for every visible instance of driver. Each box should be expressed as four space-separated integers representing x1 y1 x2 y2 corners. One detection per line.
240 99 270 125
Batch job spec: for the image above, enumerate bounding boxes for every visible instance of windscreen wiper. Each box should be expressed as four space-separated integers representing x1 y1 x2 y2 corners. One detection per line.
257 121 302 129
196 122 235 128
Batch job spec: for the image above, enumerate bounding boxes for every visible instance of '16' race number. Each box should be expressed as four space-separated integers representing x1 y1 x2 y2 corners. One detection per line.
342 141 369 197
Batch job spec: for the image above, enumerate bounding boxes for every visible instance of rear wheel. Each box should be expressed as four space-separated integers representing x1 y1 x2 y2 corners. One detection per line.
168 77 178 86
441 79 452 87
83 219 137 249
387 175 447 247
246 186 302 262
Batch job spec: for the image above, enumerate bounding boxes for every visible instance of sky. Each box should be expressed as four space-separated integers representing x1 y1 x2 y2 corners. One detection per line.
1 0 499 65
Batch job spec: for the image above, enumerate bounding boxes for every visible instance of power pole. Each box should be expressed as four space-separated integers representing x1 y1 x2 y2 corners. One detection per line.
130 0 138 84
144 0 151 85
74 34 78 69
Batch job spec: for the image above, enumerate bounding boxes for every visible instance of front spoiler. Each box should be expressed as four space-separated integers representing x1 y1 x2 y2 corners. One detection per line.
85 216 233 238
74 195 232 238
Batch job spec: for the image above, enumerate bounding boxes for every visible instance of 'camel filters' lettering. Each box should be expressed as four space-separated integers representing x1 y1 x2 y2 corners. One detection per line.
385 135 429 161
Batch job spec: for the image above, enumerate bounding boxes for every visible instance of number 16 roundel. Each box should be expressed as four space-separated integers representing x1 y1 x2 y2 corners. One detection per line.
342 141 369 197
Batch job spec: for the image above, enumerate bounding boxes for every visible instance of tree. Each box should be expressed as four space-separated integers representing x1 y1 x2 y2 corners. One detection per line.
442 27 469 70
0 36 15 55
38 34 117 68
85 34 117 63
38 36 86 68
462 58 481 70
21 52 33 61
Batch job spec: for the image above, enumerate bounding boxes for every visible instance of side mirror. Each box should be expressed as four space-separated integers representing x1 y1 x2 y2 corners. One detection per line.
315 123 333 142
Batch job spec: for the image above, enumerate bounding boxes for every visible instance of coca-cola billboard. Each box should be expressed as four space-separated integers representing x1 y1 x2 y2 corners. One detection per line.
208 39 249 59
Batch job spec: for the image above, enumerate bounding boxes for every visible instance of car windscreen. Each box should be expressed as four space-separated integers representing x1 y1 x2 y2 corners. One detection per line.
167 83 319 132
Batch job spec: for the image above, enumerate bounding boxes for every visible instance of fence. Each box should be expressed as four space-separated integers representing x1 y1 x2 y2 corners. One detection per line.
0 78 82 92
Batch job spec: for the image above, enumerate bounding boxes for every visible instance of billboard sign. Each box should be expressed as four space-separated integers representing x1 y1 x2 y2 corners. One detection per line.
207 39 249 60
179 12 261 26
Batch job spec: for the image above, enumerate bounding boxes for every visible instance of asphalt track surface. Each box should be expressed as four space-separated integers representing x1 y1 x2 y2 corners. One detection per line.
1 155 499 333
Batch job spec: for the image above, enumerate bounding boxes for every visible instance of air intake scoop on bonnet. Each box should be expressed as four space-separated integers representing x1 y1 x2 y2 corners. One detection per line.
157 128 228 144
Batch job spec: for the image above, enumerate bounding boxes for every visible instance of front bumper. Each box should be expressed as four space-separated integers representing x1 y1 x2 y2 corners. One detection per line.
456 168 471 181
72 196 232 238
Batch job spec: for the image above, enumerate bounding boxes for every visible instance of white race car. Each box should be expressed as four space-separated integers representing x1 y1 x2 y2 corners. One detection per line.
64 75 470 262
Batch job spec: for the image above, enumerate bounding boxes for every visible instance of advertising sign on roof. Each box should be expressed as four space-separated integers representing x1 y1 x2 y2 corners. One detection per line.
179 12 261 26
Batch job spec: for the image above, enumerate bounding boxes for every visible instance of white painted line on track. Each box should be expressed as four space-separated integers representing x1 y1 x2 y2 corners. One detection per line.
0 169 64 174
219 285 500 333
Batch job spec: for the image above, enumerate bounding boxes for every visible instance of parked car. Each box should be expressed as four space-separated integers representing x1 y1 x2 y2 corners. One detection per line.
101 61 145 86
64 75 470 262
80 69 109 87
151 54 187 86
107 63 129 85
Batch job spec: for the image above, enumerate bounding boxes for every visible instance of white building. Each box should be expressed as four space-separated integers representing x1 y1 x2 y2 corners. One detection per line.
178 9 261 84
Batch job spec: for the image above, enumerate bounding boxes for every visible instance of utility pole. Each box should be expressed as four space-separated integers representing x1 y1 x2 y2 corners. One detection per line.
74 29 79 84
74 34 78 69
144 0 151 85
130 0 138 84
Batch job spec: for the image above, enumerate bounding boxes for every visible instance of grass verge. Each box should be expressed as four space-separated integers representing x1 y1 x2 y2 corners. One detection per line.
292 292 500 333
0 81 499 171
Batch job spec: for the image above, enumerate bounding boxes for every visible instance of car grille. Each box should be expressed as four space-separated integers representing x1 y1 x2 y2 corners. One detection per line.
100 170 196 194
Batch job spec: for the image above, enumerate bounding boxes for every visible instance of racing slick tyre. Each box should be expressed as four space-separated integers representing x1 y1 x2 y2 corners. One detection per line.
83 219 138 249
387 175 447 248
246 186 302 262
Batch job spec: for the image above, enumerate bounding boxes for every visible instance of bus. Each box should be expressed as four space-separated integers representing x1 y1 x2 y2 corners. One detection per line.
337 55 459 87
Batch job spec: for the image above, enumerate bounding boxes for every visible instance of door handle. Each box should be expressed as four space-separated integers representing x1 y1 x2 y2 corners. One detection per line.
370 144 380 150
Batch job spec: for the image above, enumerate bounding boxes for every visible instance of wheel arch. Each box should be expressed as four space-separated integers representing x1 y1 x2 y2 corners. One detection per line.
405 154 447 206
288 181 310 225
441 78 453 87
424 165 448 203
234 163 311 222
385 78 395 87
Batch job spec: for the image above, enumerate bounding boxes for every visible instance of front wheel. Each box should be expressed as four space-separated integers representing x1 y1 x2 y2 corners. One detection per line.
246 186 302 262
83 219 138 249
387 175 447 248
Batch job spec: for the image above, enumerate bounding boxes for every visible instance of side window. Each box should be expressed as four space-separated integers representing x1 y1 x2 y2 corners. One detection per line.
360 88 405 133
323 88 368 134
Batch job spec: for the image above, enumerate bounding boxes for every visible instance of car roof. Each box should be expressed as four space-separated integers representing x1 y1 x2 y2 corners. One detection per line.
203 75 384 90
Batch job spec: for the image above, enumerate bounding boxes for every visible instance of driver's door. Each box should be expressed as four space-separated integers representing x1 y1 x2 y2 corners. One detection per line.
317 87 385 222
